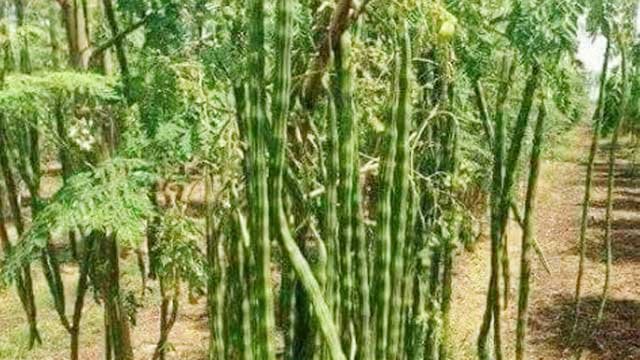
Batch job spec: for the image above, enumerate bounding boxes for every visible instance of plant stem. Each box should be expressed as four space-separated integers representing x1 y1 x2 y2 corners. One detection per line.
515 99 547 360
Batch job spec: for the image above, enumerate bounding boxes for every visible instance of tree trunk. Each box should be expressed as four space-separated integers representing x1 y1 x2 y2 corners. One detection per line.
101 0 131 101
0 114 41 347
49 5 62 69
58 0 89 69
69 232 95 360
515 100 547 360
100 233 134 360
597 38 629 324
13 0 31 73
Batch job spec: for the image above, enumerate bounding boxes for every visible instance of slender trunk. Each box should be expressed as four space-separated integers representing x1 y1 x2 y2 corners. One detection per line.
101 0 132 102
515 100 547 360
101 233 134 360
477 56 515 360
81 0 90 41
597 39 629 324
48 5 62 69
496 62 541 360
302 0 359 109
0 114 40 347
54 101 78 259
573 37 611 331
15 117 72 337
440 114 459 360
474 79 494 147
147 185 160 280
13 0 31 74
59 0 79 68
74 0 89 66
153 279 179 360
70 232 96 360
58 0 88 69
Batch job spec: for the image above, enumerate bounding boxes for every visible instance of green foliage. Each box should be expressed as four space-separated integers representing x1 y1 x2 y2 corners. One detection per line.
506 0 581 60
1 157 156 286
0 0 611 359
0 72 118 117
154 209 207 293
601 67 625 135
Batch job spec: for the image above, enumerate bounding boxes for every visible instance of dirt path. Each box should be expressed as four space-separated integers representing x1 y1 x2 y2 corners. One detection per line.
450 126 640 360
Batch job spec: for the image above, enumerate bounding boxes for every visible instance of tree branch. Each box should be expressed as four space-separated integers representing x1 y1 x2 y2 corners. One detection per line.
301 0 369 109
88 14 150 60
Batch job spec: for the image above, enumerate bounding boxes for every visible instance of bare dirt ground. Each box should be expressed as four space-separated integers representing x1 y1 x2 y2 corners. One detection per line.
3 126 639 359
450 126 640 360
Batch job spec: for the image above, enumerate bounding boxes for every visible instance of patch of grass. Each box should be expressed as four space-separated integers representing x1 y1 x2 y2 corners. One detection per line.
0 264 104 360
545 125 589 163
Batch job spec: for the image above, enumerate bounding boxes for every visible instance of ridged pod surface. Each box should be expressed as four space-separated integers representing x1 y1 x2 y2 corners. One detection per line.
270 1 346 359
334 30 355 352
246 0 276 357
374 27 404 360
388 20 413 359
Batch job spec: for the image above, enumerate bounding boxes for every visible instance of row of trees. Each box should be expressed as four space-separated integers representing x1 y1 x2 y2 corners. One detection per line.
572 0 640 345
0 0 634 359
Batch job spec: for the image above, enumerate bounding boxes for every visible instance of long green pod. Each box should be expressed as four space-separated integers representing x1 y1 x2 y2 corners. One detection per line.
573 37 611 332
278 215 346 360
597 37 629 324
515 99 546 360
246 0 276 357
268 0 294 234
334 30 356 352
336 29 371 360
268 0 295 353
236 209 255 360
388 20 412 360
440 114 460 360
353 166 371 360
269 0 345 358
374 40 400 360
325 44 341 339
206 172 226 360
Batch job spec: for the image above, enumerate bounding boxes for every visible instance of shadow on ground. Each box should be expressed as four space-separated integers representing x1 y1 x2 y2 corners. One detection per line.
576 155 640 264
531 294 640 360
591 197 640 212
584 216 640 264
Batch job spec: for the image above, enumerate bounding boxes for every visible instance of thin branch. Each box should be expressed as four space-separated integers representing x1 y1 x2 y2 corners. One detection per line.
88 14 150 60
302 0 367 109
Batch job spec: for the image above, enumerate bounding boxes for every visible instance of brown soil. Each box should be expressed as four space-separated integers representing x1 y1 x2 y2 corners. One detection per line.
450 127 640 359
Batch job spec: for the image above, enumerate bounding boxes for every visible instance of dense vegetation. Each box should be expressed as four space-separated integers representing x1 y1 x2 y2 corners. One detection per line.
0 0 637 359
